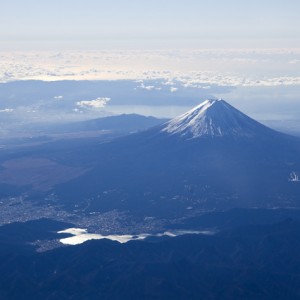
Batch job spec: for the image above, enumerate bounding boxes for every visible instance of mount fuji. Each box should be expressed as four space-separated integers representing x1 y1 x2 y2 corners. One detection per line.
1 99 298 217
1 98 300 300
48 98 300 216
161 99 276 139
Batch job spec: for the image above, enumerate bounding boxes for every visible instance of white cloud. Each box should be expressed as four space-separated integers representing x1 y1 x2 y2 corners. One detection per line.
0 108 13 113
289 60 300 64
54 95 63 100
170 87 178 92
163 80 175 86
72 108 82 113
76 97 110 109
138 82 162 91
139 83 156 91
143 85 156 91
1 49 300 87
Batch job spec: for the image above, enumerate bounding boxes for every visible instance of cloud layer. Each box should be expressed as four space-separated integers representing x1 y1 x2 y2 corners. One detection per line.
1 49 300 88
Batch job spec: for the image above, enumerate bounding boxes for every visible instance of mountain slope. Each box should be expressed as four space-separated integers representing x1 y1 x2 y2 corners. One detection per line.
0 99 299 216
161 99 276 139
51 99 300 216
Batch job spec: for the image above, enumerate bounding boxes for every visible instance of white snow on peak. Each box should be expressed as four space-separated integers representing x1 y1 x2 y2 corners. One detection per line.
161 99 268 139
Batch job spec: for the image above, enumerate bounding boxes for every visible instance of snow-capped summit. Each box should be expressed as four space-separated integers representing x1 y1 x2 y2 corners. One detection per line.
161 99 272 139
51 98 300 215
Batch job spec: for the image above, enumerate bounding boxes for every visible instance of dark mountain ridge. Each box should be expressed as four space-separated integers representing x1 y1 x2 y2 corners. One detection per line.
39 113 169 134
1 216 300 300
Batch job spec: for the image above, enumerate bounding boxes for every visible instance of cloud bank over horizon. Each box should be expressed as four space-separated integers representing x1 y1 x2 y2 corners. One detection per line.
0 47 299 129
1 49 300 88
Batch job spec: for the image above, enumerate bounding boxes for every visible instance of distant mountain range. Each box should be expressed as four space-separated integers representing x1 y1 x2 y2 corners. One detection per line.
0 113 168 144
42 113 169 134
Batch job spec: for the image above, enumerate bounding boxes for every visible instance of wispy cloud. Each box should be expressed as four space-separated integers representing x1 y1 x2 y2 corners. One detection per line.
138 82 162 91
0 108 13 113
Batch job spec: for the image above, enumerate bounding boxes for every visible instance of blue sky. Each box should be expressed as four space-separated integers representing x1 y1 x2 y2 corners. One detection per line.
2 0 300 49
